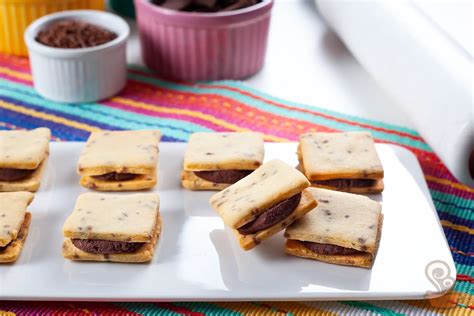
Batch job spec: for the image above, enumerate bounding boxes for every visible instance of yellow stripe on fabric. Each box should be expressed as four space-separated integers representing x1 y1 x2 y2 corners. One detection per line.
262 301 338 316
405 292 473 315
0 66 32 81
0 312 16 316
112 97 288 142
0 100 100 133
214 302 287 315
425 175 474 193
441 220 474 235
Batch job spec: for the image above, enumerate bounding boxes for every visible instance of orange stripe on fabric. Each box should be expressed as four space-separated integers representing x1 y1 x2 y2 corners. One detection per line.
0 100 100 133
405 292 474 315
111 96 289 142
425 175 474 193
120 81 334 138
441 220 474 235
262 301 338 316
0 66 32 81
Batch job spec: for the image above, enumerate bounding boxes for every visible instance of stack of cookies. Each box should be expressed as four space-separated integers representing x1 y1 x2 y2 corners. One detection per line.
63 130 163 263
0 128 51 263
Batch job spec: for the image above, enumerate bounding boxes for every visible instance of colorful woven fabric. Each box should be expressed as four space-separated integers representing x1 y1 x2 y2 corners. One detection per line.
0 53 472 315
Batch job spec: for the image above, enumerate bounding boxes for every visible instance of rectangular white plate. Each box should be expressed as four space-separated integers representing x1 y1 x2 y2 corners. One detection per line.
0 142 455 301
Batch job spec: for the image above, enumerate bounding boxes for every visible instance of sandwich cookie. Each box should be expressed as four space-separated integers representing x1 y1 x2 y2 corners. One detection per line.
0 128 51 192
210 159 317 250
62 192 161 263
298 132 384 193
285 188 383 268
0 192 34 263
77 130 161 191
182 132 264 190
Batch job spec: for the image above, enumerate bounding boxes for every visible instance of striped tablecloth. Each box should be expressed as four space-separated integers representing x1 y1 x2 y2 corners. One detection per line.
0 53 472 315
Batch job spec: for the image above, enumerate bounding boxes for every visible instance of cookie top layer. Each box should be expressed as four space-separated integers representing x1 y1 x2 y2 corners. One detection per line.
0 128 50 169
77 130 161 175
285 187 381 253
299 132 383 180
184 132 264 171
0 192 34 247
210 159 309 229
63 192 160 242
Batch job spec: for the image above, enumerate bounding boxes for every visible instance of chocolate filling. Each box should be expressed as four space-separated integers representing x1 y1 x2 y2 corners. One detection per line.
0 242 10 252
71 239 144 254
194 170 252 184
0 168 35 181
302 241 364 255
238 193 302 235
312 178 376 188
92 172 138 181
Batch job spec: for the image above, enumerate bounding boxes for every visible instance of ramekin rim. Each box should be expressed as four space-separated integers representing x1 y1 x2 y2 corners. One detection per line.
136 0 273 18
24 10 130 57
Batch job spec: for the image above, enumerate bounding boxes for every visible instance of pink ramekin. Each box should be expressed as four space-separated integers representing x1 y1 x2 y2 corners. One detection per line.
135 0 273 81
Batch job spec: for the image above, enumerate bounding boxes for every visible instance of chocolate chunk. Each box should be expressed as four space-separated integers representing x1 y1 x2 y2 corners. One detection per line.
312 178 376 188
36 20 117 49
194 170 252 184
71 239 144 254
93 172 137 181
238 193 301 235
302 241 364 255
0 168 35 181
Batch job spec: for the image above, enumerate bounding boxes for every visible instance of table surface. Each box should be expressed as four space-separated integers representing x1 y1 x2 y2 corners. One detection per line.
125 0 414 129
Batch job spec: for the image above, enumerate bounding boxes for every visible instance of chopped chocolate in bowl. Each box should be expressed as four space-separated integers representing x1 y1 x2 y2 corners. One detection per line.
36 20 117 49
0 168 35 181
312 178 376 188
92 172 137 181
194 170 252 184
71 239 144 254
238 193 301 235
152 0 261 12
302 241 364 256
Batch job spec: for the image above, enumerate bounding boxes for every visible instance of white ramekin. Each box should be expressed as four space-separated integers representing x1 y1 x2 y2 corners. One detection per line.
24 10 130 103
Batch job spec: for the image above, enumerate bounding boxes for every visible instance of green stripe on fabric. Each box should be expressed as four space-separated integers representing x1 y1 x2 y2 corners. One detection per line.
126 72 432 152
456 263 474 276
114 302 179 315
341 301 405 315
431 189 474 209
217 80 421 137
130 65 420 138
453 281 474 295
0 84 210 141
0 79 213 134
174 302 243 316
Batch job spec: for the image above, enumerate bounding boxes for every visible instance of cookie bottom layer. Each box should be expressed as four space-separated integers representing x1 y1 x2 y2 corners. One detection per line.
234 189 317 251
285 214 384 268
181 170 230 191
0 212 32 263
62 215 162 263
80 171 156 191
0 157 48 192
285 239 374 268
311 179 384 194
